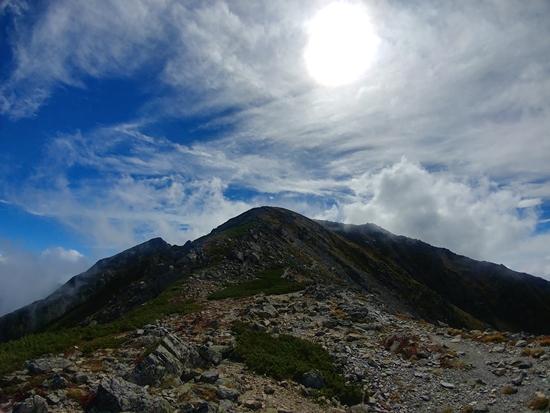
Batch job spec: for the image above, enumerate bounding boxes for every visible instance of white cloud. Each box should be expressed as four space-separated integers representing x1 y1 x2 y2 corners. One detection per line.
1 1 549 284
316 158 548 278
41 247 85 263
0 242 90 317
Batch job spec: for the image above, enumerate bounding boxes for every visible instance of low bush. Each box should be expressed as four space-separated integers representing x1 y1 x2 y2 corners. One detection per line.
208 267 309 300
528 396 549 410
0 278 199 376
231 322 363 406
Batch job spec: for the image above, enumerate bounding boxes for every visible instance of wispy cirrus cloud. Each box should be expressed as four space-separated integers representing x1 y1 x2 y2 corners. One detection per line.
1 0 549 284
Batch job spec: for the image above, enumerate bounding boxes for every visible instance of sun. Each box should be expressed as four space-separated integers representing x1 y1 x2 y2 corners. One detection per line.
305 2 379 86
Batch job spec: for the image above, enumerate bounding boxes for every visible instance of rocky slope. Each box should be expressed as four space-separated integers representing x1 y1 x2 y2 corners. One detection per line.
1 206 550 413
2 281 549 413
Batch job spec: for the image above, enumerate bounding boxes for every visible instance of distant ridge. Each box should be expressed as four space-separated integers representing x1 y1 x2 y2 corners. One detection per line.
0 238 170 343
2 206 550 345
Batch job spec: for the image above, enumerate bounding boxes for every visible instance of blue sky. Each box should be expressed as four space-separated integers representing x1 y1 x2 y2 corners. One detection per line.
1 0 549 316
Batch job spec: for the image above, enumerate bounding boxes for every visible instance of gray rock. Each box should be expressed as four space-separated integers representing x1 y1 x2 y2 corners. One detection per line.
216 385 240 400
181 368 201 382
198 345 223 365
473 404 489 412
127 333 204 386
13 395 49 413
243 399 263 410
200 370 220 384
302 369 325 389
440 381 455 389
73 371 89 384
42 373 69 388
25 357 74 375
93 376 172 413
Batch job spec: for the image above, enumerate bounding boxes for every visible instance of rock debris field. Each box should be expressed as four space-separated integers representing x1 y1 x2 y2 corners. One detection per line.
2 281 550 413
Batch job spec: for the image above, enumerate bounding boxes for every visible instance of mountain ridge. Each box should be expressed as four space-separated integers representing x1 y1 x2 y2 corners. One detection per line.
2 206 550 344
2 206 550 413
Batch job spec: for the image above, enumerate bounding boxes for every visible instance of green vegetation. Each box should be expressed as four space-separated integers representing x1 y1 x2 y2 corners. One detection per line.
0 277 199 376
208 267 309 300
219 222 257 238
231 322 363 406
81 336 129 355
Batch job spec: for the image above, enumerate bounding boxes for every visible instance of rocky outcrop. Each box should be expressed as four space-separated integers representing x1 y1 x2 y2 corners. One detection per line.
92 376 172 413
126 333 206 387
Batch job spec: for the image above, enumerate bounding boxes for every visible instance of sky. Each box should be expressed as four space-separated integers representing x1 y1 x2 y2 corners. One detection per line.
1 0 549 316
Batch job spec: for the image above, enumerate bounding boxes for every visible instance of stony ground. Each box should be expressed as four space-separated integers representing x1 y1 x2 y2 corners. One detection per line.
2 279 550 413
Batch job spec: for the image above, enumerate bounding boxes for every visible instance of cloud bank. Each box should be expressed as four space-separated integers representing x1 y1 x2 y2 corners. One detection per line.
0 242 90 317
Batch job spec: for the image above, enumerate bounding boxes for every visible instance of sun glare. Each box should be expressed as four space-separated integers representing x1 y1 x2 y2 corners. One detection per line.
305 2 379 86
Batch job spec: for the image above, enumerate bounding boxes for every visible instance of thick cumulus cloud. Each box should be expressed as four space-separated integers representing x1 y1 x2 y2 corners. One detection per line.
0 242 90 316
317 158 547 277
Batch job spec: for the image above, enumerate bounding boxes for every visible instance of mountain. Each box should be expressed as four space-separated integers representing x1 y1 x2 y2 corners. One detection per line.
2 206 550 413
2 206 550 345
0 237 171 343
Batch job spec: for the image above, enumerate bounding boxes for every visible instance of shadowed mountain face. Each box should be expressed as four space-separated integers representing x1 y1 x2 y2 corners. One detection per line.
1 206 550 344
0 238 171 343
319 221 550 335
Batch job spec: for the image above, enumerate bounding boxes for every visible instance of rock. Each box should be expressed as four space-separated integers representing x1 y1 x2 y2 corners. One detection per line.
492 368 506 377
420 395 431 401
302 369 325 389
518 360 533 369
42 373 69 388
216 385 240 401
13 394 49 413
243 399 263 410
440 381 455 389
350 404 371 413
264 385 276 394
200 370 220 384
127 333 204 386
45 391 65 405
472 404 489 412
181 368 201 382
515 340 527 347
198 345 223 365
93 376 172 413
511 375 524 386
250 304 279 319
73 371 89 383
25 357 74 375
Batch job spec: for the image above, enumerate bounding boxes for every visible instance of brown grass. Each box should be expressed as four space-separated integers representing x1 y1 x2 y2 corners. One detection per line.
501 386 518 395
479 334 507 343
528 396 549 410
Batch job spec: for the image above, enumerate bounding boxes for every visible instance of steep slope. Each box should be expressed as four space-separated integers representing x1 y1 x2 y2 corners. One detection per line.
2 206 550 345
320 220 550 335
0 238 171 343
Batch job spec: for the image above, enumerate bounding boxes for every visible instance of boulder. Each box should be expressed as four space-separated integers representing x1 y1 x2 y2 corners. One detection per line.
127 333 204 386
25 356 74 375
93 376 172 413
301 369 325 389
13 394 49 413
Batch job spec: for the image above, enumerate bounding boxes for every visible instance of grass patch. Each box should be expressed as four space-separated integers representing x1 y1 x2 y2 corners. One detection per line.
528 396 549 410
81 336 128 355
231 322 363 406
0 277 199 376
219 222 257 239
501 386 518 395
208 267 309 300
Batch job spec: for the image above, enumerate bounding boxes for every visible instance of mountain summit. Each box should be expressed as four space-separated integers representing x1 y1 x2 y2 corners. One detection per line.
2 206 550 345
2 207 550 412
